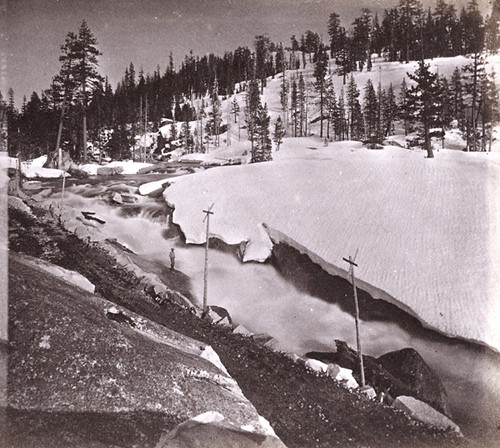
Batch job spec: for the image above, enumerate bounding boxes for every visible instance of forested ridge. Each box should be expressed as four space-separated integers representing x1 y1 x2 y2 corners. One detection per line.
2 0 499 163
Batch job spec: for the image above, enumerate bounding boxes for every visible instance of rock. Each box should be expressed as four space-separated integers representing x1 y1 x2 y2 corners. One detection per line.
305 358 328 373
359 385 377 399
111 192 123 204
377 348 450 417
308 341 450 417
328 364 359 390
233 324 253 337
14 253 95 294
326 363 341 379
208 305 233 326
393 396 461 434
97 166 124 176
31 188 52 202
81 211 106 224
9 252 285 448
168 291 195 311
156 411 287 448
199 346 229 375
8 196 35 218
67 167 89 178
23 181 43 191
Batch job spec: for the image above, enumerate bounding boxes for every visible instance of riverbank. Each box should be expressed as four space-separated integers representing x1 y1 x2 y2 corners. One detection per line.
5 189 468 448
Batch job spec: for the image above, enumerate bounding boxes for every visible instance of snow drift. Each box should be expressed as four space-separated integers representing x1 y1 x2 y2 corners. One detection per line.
162 140 500 353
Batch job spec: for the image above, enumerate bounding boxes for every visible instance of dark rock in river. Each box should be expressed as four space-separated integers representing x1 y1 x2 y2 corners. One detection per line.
377 348 451 417
306 340 450 417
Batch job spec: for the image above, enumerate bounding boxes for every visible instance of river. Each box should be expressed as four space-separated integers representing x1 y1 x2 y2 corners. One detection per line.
49 174 500 445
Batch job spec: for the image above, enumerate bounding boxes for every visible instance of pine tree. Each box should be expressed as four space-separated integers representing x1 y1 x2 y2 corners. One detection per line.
208 79 222 147
406 61 443 157
252 103 272 162
230 96 240 123
347 75 364 140
398 0 424 63
180 119 194 152
59 20 103 162
363 79 379 143
336 29 354 84
280 72 289 126
352 8 372 71
324 77 337 139
255 35 271 93
298 73 307 136
290 77 298 137
462 52 486 151
382 83 399 136
328 12 343 58
482 71 500 151
485 0 500 52
273 116 285 151
450 67 464 124
245 79 261 152
314 48 329 137
169 121 177 143
338 87 347 140
399 78 410 136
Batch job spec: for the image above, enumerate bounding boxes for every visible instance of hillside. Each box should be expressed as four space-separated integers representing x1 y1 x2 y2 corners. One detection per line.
5 195 465 448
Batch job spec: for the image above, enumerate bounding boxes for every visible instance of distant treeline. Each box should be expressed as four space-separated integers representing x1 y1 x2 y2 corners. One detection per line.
1 0 499 161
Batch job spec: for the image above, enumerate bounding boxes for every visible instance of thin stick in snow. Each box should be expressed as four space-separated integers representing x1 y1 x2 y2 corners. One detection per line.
343 253 365 387
202 203 214 317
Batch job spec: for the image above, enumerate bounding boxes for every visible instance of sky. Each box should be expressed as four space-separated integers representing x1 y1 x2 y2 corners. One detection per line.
1 0 489 106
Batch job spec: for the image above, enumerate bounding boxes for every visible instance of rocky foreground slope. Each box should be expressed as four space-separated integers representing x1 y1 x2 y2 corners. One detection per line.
4 195 466 448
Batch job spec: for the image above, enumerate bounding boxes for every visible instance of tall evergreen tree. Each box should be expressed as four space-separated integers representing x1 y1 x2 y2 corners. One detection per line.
328 12 343 58
382 83 399 136
399 78 410 135
313 48 329 137
347 75 364 140
59 20 103 162
245 79 261 152
406 61 443 157
363 79 379 142
253 103 272 162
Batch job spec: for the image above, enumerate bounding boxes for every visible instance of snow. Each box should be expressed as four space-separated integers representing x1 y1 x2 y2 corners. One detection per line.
78 160 155 175
97 160 154 175
5 155 69 179
162 139 500 352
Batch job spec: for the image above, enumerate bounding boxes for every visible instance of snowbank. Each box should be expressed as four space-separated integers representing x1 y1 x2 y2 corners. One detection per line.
163 139 500 352
79 160 154 176
5 156 69 179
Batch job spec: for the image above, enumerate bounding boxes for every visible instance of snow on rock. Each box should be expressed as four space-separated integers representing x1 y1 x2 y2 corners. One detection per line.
305 358 328 373
138 177 171 195
163 140 500 352
199 346 229 376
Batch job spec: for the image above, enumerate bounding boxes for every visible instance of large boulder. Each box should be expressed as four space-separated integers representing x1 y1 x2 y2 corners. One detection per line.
8 252 284 447
306 340 450 416
393 396 460 433
377 348 451 417
156 411 286 448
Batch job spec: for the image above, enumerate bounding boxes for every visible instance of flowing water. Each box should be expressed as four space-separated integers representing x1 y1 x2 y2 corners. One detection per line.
51 176 500 444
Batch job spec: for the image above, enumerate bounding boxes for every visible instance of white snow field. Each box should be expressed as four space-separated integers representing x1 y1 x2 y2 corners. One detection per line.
163 140 500 353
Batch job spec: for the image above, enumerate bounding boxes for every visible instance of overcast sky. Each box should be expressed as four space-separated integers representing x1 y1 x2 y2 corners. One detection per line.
1 0 486 105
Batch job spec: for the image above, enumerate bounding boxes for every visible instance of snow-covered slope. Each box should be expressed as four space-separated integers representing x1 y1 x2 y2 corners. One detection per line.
163 140 500 353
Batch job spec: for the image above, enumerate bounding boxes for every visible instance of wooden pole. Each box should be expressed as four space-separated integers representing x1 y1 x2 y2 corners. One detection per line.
202 204 214 317
343 255 365 387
